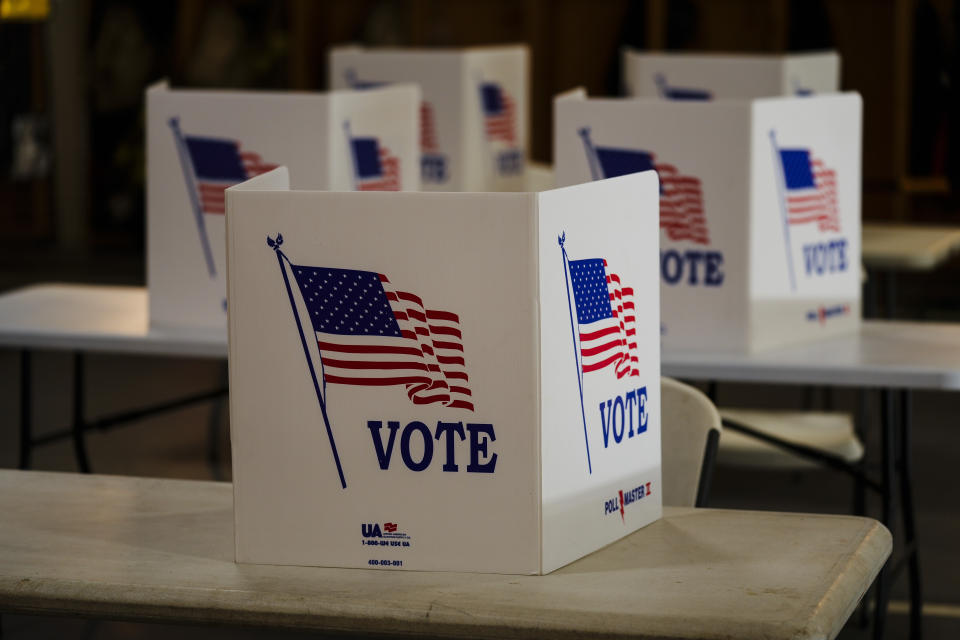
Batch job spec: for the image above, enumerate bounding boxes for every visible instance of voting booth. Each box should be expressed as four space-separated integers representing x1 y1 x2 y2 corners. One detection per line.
225 168 662 574
555 89 862 352
329 45 528 192
146 81 420 331
623 50 840 100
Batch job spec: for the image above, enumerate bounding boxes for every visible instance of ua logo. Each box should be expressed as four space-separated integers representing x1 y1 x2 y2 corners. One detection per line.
361 523 383 538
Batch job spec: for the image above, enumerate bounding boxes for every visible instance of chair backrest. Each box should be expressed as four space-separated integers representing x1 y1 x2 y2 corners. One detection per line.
660 377 722 507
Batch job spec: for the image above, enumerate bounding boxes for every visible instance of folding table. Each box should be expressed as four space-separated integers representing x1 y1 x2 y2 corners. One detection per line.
862 223 960 272
1 283 949 639
861 223 960 317
664 321 960 640
0 283 227 472
0 470 891 640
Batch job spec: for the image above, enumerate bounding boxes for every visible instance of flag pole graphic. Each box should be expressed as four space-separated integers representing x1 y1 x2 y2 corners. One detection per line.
343 120 360 192
769 130 797 292
474 73 497 178
268 234 346 489
559 232 592 474
654 73 669 99
577 127 603 181
169 117 217 277
344 68 359 88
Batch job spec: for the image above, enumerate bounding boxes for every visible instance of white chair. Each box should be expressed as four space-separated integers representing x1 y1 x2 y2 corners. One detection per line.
718 408 864 470
660 377 722 507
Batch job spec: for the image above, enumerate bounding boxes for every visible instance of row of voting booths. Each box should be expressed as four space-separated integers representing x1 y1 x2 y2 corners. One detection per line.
145 45 860 574
148 45 530 331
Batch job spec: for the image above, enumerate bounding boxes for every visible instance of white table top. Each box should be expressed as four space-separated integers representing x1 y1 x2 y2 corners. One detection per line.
862 222 960 271
0 283 225 358
3 284 960 390
664 321 960 390
0 470 890 640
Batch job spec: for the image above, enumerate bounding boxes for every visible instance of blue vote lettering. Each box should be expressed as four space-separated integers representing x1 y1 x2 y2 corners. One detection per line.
367 420 497 473
421 155 447 183
661 250 725 287
598 387 648 448
497 149 523 175
802 239 848 276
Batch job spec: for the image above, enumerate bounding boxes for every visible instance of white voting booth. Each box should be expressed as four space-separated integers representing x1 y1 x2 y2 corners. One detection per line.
329 45 528 192
225 168 662 574
146 81 420 332
555 89 862 352
623 50 840 99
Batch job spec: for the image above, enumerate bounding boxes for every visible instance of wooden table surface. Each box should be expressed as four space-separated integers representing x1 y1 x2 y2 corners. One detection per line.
862 222 960 271
664 320 960 390
0 470 890 640
0 284 224 358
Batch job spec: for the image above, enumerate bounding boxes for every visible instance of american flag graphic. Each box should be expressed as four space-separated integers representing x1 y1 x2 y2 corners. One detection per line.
350 136 401 191
343 69 386 90
654 73 713 101
181 135 277 214
343 71 440 157
290 263 473 410
582 132 709 245
420 101 440 153
777 148 840 232
479 82 516 145
657 162 709 245
568 257 639 379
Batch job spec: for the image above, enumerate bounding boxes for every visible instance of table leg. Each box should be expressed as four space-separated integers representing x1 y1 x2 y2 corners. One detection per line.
852 387 871 629
72 353 92 473
801 385 814 409
885 270 897 318
873 388 896 640
899 390 923 639
18 350 32 470
853 389 868 517
865 267 879 318
206 362 229 479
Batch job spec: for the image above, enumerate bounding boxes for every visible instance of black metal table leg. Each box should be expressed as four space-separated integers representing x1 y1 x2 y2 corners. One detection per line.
853 387 871 629
865 267 879 318
18 350 32 470
853 388 868 517
899 390 923 639
206 362 229 479
72 353 92 473
885 270 897 318
873 388 896 640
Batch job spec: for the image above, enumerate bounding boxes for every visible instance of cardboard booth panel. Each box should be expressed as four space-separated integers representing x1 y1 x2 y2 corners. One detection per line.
554 90 861 353
623 50 840 100
526 162 555 191
555 88 751 351
748 94 862 348
146 81 419 332
329 88 421 192
330 45 529 192
225 169 661 574
537 174 662 573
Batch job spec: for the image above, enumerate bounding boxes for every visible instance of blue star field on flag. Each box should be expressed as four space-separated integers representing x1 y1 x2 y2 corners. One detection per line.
569 259 614 324
294 266 402 337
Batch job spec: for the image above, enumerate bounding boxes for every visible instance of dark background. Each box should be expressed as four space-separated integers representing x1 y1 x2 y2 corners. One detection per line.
2 0 958 252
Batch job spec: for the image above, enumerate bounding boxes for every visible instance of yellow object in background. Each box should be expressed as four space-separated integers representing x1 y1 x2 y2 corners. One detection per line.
0 0 50 20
